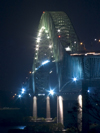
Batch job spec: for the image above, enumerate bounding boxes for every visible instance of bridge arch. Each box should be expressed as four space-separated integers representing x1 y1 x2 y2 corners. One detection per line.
33 11 83 93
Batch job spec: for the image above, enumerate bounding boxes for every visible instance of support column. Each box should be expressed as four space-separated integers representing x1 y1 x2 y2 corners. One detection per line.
82 80 89 133
46 96 50 120
33 96 37 120
78 95 82 132
57 96 63 125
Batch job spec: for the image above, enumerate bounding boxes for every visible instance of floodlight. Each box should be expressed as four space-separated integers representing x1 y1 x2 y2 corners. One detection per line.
49 90 54 95
42 60 50 65
73 77 77 81
18 95 21 98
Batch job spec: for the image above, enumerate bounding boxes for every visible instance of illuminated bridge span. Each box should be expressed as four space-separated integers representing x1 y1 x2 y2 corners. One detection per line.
33 11 84 93
32 11 100 128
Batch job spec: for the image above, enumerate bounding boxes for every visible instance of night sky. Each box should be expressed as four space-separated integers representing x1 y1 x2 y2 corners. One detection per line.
0 0 100 93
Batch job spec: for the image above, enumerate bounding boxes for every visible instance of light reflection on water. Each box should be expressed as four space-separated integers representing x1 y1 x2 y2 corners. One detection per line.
0 126 26 133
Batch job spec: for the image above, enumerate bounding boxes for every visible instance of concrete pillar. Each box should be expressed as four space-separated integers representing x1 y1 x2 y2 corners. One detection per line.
33 96 37 120
57 96 63 125
82 80 89 133
78 95 82 132
46 96 50 119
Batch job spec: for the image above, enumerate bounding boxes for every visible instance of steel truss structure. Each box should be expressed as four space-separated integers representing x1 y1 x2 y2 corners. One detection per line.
32 11 100 94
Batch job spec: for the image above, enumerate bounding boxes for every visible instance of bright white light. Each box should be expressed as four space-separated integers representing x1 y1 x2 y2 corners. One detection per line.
45 30 48 33
42 26 45 30
35 68 38 70
65 46 71 51
49 71 52 73
58 29 60 32
22 88 25 92
18 95 21 98
36 48 39 50
49 90 54 95
38 32 41 37
73 77 77 81
36 45 39 47
32 71 34 74
74 41 76 44
42 60 50 65
87 90 90 93
94 39 97 41
47 36 50 39
49 45 52 48
36 37 41 43
35 57 37 60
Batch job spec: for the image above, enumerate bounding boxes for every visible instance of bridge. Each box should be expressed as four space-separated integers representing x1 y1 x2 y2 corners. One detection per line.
32 11 100 132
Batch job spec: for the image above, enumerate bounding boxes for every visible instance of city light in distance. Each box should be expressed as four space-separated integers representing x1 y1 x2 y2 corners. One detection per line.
42 60 50 65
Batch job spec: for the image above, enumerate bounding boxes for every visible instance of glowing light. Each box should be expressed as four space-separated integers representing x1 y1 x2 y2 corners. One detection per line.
74 41 76 44
47 36 50 39
35 68 38 70
49 45 52 48
15 94 16 95
36 45 39 47
42 60 50 65
36 48 39 51
45 30 48 33
65 46 71 51
18 95 21 98
73 77 77 81
94 39 97 41
42 26 45 30
49 90 54 95
38 32 41 37
58 29 60 32
49 71 52 73
22 88 25 92
43 11 45 13
99 40 100 42
51 56 53 57
35 57 37 60
29 71 32 74
32 71 34 74
58 35 61 38
36 37 41 43
80 42 83 45
87 90 90 93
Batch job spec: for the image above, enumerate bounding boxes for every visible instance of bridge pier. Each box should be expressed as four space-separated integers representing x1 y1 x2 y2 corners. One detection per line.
57 96 63 125
33 96 37 120
46 96 51 120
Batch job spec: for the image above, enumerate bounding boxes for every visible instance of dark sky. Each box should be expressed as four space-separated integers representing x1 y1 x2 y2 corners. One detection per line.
0 0 100 92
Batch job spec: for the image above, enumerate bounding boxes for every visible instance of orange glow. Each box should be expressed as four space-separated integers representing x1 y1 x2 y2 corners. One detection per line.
99 40 100 42
58 35 61 38
43 11 45 13
29 71 32 74
80 42 83 45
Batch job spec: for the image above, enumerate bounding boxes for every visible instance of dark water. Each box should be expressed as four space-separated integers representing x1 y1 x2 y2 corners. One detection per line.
0 126 26 133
